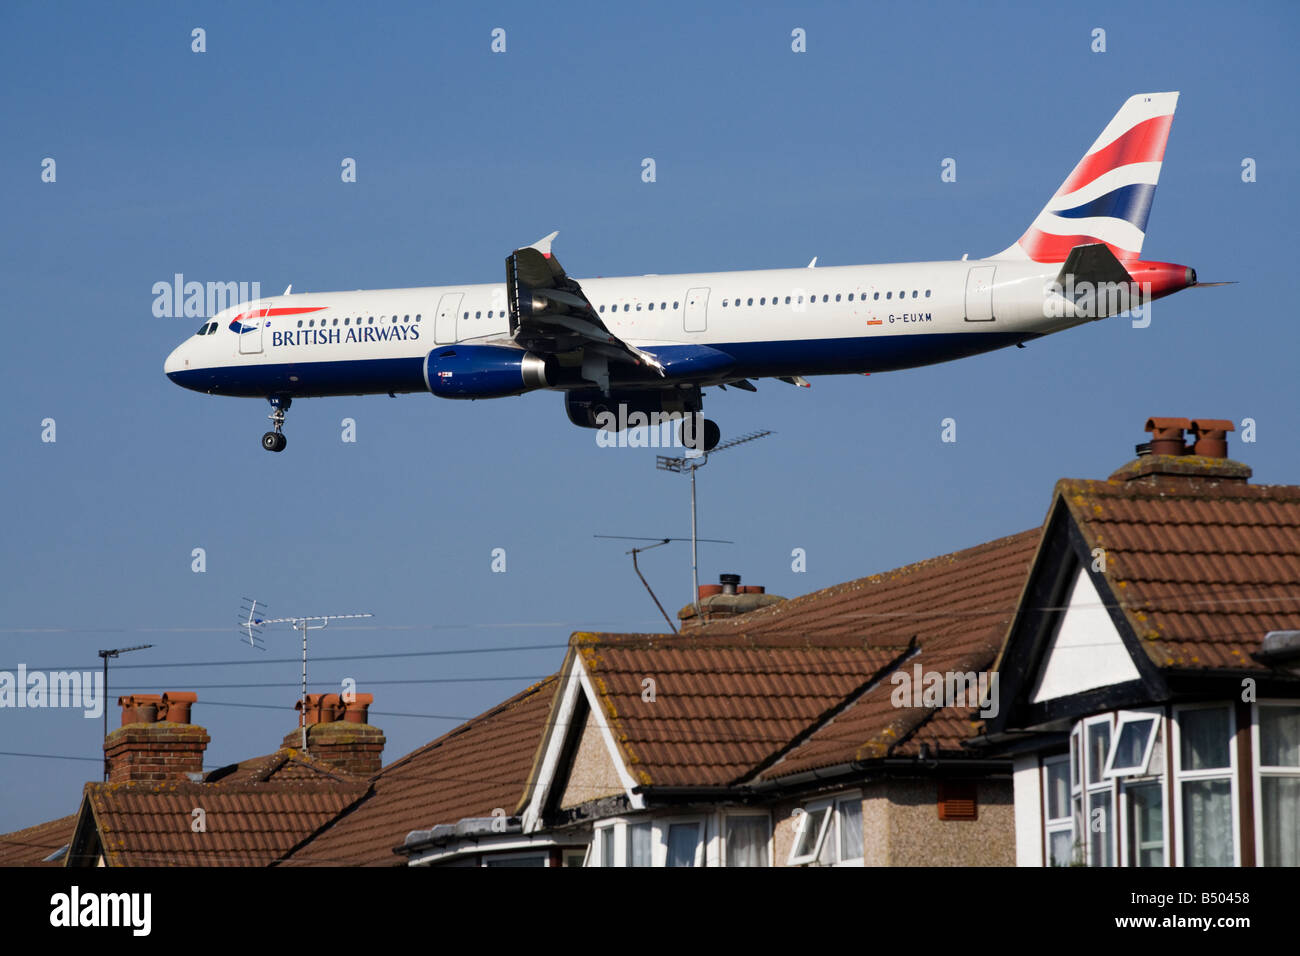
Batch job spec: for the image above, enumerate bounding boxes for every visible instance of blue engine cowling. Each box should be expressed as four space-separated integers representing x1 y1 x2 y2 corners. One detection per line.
425 345 551 399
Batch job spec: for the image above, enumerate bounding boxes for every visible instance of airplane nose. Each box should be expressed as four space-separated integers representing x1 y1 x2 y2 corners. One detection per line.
164 343 188 381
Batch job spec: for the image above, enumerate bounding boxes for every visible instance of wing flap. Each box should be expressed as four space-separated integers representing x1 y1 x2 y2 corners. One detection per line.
506 233 665 377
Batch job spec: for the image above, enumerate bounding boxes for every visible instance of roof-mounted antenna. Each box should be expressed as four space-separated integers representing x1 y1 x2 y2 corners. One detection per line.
656 429 773 617
594 535 733 633
239 602 373 750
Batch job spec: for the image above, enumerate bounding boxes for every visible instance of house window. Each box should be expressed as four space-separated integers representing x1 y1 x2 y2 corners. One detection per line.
1105 710 1161 777
1049 708 1253 868
665 821 702 867
1124 779 1165 867
1175 704 1236 866
789 804 831 865
1083 715 1115 866
600 826 615 868
484 852 548 867
788 794 863 866
1256 703 1300 866
724 815 771 867
591 817 703 867
1042 755 1075 865
627 821 653 868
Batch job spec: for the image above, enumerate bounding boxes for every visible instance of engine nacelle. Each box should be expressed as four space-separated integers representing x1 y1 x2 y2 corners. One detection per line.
426 345 550 399
564 388 701 430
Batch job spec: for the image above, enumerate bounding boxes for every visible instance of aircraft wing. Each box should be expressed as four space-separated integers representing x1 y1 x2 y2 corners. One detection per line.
506 232 665 376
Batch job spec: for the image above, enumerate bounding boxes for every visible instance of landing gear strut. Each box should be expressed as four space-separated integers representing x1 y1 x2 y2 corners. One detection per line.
261 395 291 452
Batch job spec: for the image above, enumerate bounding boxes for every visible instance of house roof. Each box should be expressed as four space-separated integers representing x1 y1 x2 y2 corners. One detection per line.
1053 472 1300 671
78 780 370 867
204 747 369 785
280 676 559 866
572 530 1040 789
0 813 78 866
573 632 906 788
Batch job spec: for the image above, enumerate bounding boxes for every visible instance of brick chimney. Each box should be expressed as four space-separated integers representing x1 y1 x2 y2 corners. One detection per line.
1110 416 1251 489
104 692 209 783
679 573 786 629
282 692 385 776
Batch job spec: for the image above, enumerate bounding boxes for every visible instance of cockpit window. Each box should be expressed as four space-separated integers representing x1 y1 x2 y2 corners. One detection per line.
206 323 217 335
195 321 217 336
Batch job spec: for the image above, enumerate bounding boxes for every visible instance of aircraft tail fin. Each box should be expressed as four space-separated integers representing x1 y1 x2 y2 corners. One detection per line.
990 92 1179 263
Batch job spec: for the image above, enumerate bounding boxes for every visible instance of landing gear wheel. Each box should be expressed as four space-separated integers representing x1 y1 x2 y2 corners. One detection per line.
701 418 721 452
262 395 291 452
680 415 722 452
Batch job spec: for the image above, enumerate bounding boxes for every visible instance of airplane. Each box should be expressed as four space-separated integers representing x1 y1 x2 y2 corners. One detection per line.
165 92 1211 453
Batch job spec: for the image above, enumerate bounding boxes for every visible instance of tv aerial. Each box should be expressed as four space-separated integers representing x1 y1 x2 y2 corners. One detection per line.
594 535 733 633
238 599 373 750
656 429 773 616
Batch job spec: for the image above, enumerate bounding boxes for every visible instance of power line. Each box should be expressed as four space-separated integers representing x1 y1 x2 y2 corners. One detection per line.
2 642 570 674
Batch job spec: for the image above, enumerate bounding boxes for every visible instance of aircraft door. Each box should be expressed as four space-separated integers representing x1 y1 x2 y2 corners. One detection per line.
435 292 463 344
238 302 267 354
684 287 710 332
963 267 996 322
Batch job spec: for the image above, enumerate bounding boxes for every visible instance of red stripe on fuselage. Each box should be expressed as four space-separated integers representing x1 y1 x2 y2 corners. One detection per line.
233 306 327 322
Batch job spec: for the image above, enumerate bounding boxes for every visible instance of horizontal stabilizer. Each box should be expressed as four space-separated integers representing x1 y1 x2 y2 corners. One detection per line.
1055 242 1134 289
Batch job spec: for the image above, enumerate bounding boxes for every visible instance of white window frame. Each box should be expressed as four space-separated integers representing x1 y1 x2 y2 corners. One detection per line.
657 815 707 868
719 811 772 868
589 819 627 867
1117 775 1168 868
1171 702 1240 867
1041 753 1075 866
786 792 864 867
625 819 655 868
481 850 550 867
1081 714 1117 866
787 801 833 866
1251 699 1300 867
1104 709 1163 778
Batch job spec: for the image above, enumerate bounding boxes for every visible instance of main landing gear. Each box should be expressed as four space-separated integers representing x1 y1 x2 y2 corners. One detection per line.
679 414 721 452
261 395 290 452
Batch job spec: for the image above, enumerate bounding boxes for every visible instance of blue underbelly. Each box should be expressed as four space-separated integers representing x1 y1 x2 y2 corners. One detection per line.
166 331 1033 398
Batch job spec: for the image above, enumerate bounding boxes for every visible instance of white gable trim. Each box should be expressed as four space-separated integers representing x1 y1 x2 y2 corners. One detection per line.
1030 566 1141 703
521 653 644 832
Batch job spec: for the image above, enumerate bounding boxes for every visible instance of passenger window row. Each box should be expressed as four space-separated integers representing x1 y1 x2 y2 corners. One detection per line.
297 314 422 328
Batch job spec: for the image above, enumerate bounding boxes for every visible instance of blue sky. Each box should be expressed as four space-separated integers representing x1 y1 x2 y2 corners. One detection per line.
1 0 1296 832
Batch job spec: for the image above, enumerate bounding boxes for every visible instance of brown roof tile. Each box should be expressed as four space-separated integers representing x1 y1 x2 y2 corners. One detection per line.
0 813 78 867
279 676 559 866
204 747 368 785
577 530 1039 787
577 632 904 787
1058 477 1300 670
83 780 369 867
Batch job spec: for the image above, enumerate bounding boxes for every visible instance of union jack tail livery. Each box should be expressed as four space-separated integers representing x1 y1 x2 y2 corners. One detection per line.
993 92 1179 263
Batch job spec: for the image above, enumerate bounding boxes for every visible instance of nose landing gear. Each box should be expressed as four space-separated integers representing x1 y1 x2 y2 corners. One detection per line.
261 395 291 452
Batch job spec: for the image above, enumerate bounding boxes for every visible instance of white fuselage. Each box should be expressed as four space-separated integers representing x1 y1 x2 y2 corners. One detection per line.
164 258 1085 399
